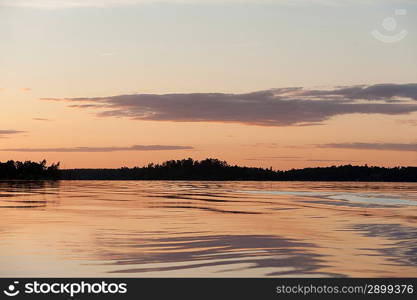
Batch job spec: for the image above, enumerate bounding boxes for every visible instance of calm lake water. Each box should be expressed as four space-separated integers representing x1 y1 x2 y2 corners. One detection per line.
1 181 417 277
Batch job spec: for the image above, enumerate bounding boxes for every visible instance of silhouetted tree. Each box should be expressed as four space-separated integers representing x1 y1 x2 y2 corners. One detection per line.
0 160 60 180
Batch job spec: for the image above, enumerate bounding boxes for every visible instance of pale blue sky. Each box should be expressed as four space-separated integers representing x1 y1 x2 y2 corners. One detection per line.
1 0 416 96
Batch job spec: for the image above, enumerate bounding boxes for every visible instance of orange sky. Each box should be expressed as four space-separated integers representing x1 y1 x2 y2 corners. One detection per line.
1 86 416 169
1 1 416 169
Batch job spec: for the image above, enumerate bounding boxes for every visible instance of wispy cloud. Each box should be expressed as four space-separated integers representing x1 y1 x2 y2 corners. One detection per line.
397 119 417 126
20 87 31 92
245 156 357 162
1 0 413 9
0 144 193 152
318 142 417 152
0 0 131 9
42 83 417 127
0 130 25 138
305 159 359 162
248 143 280 148
32 118 53 122
295 83 417 101
246 156 300 160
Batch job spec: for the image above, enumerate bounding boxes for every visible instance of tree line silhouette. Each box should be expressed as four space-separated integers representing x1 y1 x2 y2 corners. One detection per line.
64 158 417 181
0 160 60 180
0 158 416 181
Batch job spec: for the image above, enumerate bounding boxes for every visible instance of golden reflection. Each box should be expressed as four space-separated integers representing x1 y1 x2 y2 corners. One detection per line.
0 181 416 277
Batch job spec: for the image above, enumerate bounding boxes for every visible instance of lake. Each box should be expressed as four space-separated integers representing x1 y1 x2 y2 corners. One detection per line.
1 181 416 277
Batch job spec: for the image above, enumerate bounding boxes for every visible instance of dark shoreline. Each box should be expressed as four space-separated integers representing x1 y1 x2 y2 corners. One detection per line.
1 179 417 183
1 158 417 182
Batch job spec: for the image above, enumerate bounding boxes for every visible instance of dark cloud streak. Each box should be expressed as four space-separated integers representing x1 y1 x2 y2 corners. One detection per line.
42 83 417 127
0 145 194 152
299 83 417 101
33 118 53 121
319 143 417 152
0 130 25 138
245 156 358 162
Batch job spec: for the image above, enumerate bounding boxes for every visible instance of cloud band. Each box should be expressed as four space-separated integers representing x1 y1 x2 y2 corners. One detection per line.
42 83 417 127
0 144 194 152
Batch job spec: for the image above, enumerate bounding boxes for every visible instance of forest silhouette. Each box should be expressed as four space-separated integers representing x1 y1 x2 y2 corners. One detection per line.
1 158 416 181
0 160 60 180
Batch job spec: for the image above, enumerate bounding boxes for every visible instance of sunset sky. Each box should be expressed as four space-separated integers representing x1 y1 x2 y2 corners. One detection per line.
1 0 416 169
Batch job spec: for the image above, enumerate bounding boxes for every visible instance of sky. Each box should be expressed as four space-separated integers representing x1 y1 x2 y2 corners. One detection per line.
0 0 416 169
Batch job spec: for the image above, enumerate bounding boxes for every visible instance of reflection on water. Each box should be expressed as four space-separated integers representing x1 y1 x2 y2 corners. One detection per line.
103 235 334 277
349 224 417 267
0 181 416 277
